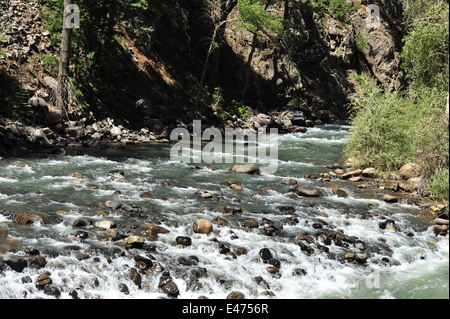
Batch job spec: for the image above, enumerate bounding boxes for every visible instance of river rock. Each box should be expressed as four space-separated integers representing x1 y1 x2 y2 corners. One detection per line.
259 248 273 261
229 164 260 174
44 285 61 298
140 192 156 199
295 185 323 197
72 218 92 227
222 206 242 214
35 272 52 289
176 236 192 246
28 255 47 269
227 291 245 299
12 212 43 225
4 255 28 272
104 200 122 209
147 224 170 235
355 253 368 264
399 163 421 180
399 177 423 193
381 195 399 203
333 188 348 197
362 167 377 178
230 184 243 190
131 226 159 241
110 126 122 138
242 219 259 229
129 268 142 288
193 219 213 234
0 228 8 238
124 236 145 248
33 129 51 145
135 255 153 271
161 281 180 298
340 169 363 179
94 220 117 230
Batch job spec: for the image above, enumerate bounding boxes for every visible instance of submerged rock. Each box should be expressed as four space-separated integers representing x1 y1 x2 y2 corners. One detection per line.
333 188 348 197
12 212 43 225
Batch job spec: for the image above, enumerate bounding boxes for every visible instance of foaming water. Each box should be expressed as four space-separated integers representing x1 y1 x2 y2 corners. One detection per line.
0 124 448 299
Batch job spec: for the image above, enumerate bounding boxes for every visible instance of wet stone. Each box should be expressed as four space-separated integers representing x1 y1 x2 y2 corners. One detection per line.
129 268 142 288
36 272 52 289
176 236 192 246
43 285 61 298
161 281 180 298
24 247 40 256
259 248 273 261
227 291 245 299
118 283 130 295
4 255 27 272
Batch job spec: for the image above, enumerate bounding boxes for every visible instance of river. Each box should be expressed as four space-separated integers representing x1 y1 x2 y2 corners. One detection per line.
0 124 448 299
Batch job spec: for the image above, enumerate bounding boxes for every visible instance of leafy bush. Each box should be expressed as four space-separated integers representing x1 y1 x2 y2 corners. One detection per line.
235 0 284 34
401 1 449 91
311 0 357 22
231 99 251 118
345 73 420 171
426 167 449 202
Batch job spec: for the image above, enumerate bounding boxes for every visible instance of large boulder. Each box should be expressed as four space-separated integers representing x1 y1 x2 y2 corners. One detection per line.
144 118 164 133
399 163 421 180
45 109 64 126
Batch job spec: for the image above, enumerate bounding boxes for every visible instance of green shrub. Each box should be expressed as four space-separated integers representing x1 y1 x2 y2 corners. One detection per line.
231 99 251 118
9 88 35 124
345 73 420 171
311 0 357 22
426 167 449 202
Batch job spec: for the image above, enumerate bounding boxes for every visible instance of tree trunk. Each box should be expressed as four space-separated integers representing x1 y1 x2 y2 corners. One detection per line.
446 92 449 127
242 32 257 98
56 0 73 110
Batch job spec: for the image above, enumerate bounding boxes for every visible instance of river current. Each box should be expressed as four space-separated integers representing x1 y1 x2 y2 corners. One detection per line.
0 124 448 299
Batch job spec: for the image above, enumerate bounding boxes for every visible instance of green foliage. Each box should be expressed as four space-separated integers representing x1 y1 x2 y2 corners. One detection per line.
426 167 449 202
0 48 7 60
345 73 419 170
38 54 59 77
311 0 356 22
212 86 224 109
236 0 284 34
231 99 251 118
9 89 35 124
401 1 449 92
211 87 251 122
355 30 369 51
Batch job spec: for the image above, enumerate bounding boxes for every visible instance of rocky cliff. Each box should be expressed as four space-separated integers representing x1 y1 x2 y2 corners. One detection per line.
219 0 404 124
0 0 406 156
